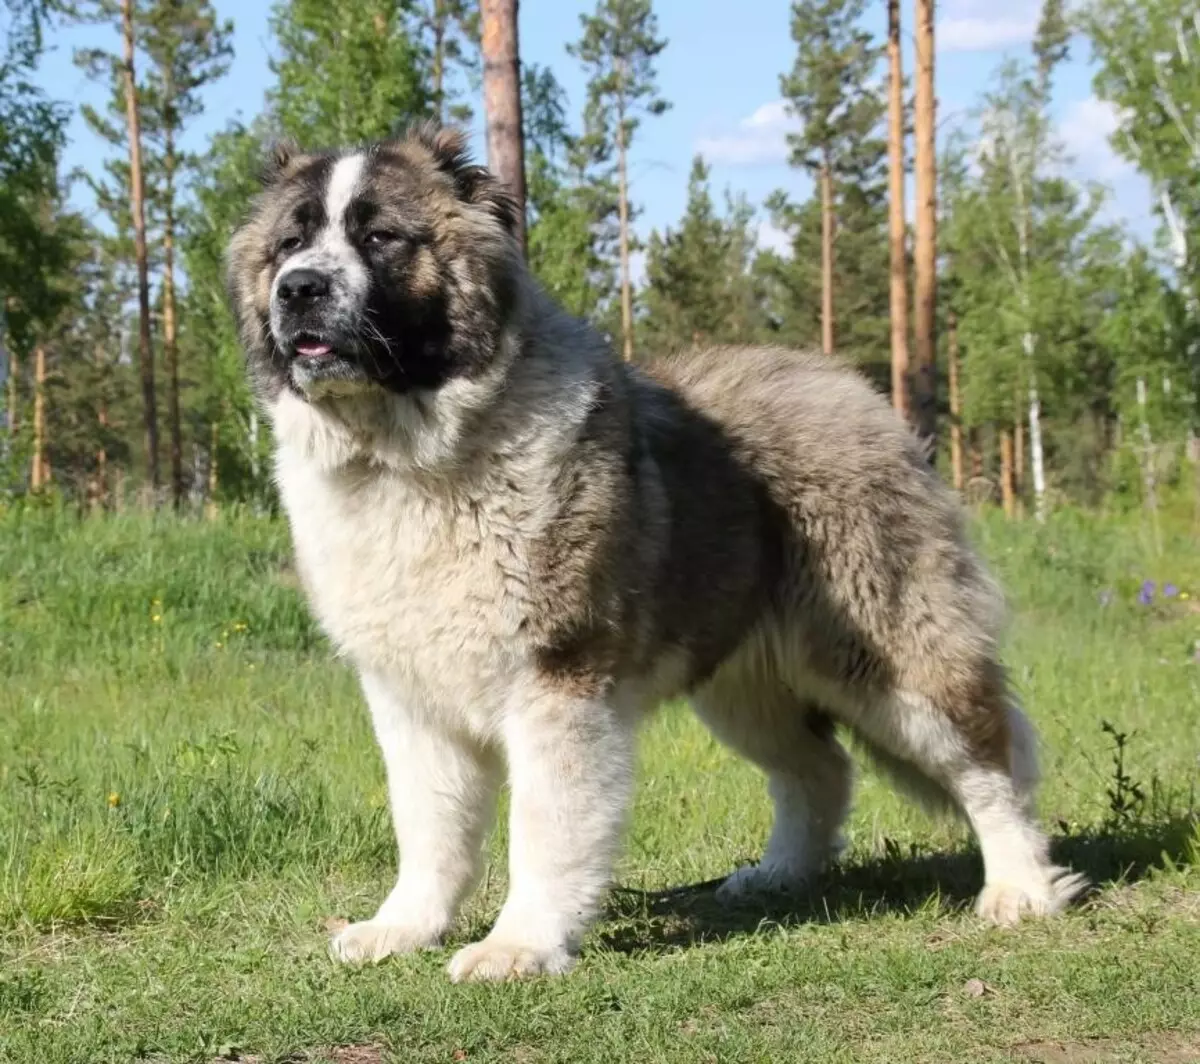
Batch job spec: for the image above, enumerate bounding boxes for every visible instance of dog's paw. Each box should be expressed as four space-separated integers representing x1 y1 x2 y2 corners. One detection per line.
446 937 575 983
715 861 809 905
329 920 441 965
975 867 1089 926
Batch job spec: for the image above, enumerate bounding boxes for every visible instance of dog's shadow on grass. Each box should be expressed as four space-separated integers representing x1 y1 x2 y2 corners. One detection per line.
600 817 1197 955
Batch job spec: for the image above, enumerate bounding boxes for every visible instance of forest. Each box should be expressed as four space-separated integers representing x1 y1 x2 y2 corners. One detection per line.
0 0 1197 518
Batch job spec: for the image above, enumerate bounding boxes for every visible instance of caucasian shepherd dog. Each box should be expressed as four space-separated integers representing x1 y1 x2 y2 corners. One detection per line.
227 124 1085 982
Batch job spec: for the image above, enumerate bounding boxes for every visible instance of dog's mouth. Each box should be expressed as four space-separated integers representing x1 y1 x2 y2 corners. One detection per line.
291 334 338 361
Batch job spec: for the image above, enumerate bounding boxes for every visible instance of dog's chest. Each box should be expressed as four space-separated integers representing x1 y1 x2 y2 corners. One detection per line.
277 455 538 717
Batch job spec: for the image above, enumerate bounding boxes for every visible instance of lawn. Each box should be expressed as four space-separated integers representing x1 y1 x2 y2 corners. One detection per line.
2 499 1198 1064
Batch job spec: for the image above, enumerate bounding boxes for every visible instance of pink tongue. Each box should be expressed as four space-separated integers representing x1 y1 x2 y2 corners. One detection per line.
295 341 332 358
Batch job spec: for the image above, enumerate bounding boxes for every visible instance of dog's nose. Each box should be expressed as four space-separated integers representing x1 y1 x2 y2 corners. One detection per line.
277 267 331 306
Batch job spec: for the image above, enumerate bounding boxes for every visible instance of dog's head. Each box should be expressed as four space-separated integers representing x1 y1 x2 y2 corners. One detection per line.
227 124 522 402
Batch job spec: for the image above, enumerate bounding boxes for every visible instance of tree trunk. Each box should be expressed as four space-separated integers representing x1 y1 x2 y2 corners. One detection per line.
164 111 183 510
947 309 963 492
5 346 17 439
1000 426 1015 518
206 419 219 520
912 0 938 454
480 0 527 252
432 0 446 123
820 158 835 357
122 0 159 495
31 345 46 491
1023 331 1047 521
1014 409 1025 497
96 401 109 512
616 116 635 362
887 0 910 418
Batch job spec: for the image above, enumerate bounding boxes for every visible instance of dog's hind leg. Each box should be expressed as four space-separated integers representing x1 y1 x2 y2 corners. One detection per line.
848 662 1087 924
692 663 853 901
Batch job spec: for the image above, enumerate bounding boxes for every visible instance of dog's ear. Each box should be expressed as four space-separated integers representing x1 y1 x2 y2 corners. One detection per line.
407 121 522 236
258 139 303 188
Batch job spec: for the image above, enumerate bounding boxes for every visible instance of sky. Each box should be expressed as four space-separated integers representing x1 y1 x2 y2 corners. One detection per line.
32 0 1158 260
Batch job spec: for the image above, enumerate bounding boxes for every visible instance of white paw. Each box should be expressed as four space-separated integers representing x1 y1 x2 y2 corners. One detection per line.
329 920 441 965
447 937 575 983
975 867 1089 926
715 861 811 905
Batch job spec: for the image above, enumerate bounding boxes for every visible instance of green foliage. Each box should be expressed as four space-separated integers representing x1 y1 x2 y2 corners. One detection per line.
569 0 670 156
780 0 885 180
267 0 430 145
0 0 71 354
523 63 617 322
765 0 890 377
640 156 766 357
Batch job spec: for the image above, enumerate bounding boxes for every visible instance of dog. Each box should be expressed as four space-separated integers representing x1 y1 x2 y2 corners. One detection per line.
226 124 1086 983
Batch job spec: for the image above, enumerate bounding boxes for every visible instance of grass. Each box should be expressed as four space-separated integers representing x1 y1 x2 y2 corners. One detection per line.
1 497 1198 1063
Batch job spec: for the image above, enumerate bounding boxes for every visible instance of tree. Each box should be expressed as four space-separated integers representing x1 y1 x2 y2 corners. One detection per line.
1082 0 1200 458
480 0 526 250
522 63 617 321
640 156 764 356
780 0 886 358
415 0 478 124
886 0 910 418
912 0 937 449
179 119 274 507
74 0 161 494
141 0 233 508
569 0 670 362
268 0 429 146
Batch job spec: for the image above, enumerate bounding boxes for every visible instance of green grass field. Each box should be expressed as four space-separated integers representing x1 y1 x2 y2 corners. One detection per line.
2 499 1198 1064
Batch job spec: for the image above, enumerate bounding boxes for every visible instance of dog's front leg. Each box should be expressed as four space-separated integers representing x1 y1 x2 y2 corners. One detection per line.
447 689 636 982
331 669 502 965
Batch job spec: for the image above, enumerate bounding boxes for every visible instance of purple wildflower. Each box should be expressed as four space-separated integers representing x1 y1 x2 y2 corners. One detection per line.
1164 583 1179 599
1138 580 1156 606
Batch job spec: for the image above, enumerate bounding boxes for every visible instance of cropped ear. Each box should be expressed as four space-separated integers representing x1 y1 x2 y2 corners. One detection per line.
258 139 303 187
406 121 521 235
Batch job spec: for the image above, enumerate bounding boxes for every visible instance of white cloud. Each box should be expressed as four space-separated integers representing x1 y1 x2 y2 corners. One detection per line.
1058 97 1134 180
694 100 801 167
937 16 1038 53
756 219 792 256
937 0 1040 53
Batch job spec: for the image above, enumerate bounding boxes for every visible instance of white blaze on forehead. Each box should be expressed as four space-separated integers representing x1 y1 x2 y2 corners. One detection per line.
324 152 365 228
273 151 369 306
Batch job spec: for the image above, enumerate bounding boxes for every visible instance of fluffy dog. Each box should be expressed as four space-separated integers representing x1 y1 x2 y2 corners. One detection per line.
226 124 1085 982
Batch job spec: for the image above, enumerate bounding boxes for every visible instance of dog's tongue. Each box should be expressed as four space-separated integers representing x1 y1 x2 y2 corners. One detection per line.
296 340 333 359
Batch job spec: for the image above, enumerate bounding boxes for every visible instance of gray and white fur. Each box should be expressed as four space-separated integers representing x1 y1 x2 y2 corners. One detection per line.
226 125 1086 983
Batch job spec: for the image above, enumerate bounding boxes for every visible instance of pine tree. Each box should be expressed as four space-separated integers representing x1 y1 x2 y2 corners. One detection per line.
569 0 670 362
140 0 233 508
414 0 478 124
886 0 910 419
0 0 70 461
911 0 937 450
779 0 886 358
522 64 616 321
640 156 764 356
179 119 273 505
268 0 430 145
74 0 161 495
480 0 526 249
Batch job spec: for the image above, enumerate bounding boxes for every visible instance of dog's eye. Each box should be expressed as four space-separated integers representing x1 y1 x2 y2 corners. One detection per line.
365 229 400 247
277 235 303 255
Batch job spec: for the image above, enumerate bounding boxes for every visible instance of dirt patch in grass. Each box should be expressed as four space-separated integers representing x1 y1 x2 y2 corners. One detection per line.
214 1046 386 1064
1013 1031 1200 1063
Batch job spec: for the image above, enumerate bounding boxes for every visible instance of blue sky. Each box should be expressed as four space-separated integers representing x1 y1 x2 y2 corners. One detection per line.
34 0 1157 256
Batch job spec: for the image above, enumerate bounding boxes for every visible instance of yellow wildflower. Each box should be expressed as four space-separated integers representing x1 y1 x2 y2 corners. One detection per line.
107 792 121 808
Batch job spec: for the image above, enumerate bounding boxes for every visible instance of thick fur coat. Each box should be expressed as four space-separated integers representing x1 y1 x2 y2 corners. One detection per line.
227 125 1085 982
